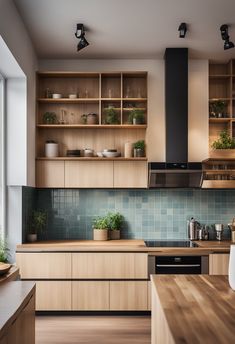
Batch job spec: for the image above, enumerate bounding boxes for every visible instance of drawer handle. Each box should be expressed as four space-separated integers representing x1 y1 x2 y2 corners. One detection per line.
156 264 201 268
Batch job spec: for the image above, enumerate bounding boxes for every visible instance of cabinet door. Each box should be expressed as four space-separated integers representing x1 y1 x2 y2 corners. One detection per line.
110 281 148 310
65 161 113 188
36 281 71 311
16 253 71 279
36 160 64 187
209 254 230 275
72 281 109 310
72 253 148 279
113 161 147 188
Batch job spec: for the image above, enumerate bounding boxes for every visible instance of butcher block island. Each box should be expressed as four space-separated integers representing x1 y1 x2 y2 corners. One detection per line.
151 275 235 344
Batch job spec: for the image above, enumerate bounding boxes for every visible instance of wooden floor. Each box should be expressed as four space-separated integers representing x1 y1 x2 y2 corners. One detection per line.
36 316 151 344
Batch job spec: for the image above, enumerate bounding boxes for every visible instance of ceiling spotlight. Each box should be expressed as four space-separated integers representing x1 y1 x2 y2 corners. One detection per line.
178 23 187 38
75 23 89 52
220 24 234 50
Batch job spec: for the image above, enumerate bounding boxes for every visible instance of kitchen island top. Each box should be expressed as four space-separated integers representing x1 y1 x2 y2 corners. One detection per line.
16 239 231 254
151 275 235 344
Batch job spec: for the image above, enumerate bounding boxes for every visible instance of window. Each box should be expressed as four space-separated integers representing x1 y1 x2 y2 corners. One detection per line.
0 74 5 237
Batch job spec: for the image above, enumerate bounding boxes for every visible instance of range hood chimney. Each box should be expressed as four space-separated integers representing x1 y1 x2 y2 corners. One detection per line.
165 48 188 163
148 48 202 188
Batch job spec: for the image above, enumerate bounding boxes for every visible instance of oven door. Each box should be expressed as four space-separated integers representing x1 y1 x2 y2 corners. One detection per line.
155 256 201 274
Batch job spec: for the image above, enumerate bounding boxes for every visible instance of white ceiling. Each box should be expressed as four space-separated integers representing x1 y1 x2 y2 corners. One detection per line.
13 0 235 61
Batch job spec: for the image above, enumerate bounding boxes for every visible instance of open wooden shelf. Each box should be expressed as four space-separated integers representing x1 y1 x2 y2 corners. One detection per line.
209 118 231 123
36 157 148 161
37 124 147 129
37 98 100 103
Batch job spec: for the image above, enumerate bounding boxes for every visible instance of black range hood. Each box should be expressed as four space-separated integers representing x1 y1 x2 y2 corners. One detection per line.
149 48 202 188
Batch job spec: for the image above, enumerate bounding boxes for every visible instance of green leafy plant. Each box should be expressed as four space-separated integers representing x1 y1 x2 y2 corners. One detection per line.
0 237 9 263
81 114 87 124
133 140 145 150
128 109 145 124
43 112 57 124
93 216 110 230
107 212 124 231
211 130 235 149
209 100 226 117
30 210 47 234
104 107 119 124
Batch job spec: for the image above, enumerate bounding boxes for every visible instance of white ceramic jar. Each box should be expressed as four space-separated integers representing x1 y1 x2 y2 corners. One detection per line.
45 141 59 157
229 245 235 290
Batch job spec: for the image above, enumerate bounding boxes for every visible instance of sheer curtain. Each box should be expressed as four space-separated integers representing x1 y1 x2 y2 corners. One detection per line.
0 74 5 239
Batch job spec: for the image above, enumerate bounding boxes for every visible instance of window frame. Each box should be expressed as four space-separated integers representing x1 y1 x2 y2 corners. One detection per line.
0 74 6 239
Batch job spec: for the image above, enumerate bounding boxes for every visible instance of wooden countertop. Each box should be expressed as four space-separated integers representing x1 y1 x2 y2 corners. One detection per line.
0 266 19 284
151 275 235 344
16 239 232 254
0 281 35 339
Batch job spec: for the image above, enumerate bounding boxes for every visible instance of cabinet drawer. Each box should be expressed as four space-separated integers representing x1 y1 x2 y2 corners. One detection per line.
72 253 148 279
16 253 71 279
65 161 113 188
72 281 109 310
114 161 148 188
36 160 65 188
209 253 230 275
110 281 148 310
36 281 72 311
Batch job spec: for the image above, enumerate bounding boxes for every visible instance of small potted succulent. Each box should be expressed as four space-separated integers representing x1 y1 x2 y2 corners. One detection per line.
43 112 57 124
93 216 109 241
107 212 124 240
209 100 227 118
211 130 235 158
27 210 47 242
104 107 119 124
128 109 145 124
133 140 145 157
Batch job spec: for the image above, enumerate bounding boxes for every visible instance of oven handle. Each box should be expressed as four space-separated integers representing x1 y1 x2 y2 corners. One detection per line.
156 264 201 268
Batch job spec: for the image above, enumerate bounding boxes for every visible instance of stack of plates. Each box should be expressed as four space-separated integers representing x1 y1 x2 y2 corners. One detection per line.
102 149 121 158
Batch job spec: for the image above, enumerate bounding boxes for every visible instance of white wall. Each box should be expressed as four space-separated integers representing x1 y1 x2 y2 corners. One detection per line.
39 58 209 161
0 0 38 186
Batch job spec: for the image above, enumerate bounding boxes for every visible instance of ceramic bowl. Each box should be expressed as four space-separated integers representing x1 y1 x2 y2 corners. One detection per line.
52 93 62 99
68 94 77 99
0 262 11 275
97 152 103 157
102 151 121 158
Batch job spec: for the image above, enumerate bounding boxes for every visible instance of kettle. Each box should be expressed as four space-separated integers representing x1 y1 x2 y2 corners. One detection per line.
187 217 200 240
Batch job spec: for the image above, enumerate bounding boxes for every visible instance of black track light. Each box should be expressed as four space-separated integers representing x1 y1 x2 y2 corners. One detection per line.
178 23 187 38
75 23 89 52
220 24 234 50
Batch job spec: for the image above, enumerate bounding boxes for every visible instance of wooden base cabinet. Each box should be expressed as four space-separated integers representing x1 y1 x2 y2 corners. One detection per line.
72 281 109 310
110 281 148 311
209 254 230 275
36 281 72 311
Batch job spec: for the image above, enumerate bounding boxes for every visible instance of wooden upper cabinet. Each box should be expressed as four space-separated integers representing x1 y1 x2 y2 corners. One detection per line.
72 253 148 279
16 253 71 279
65 161 113 188
209 253 230 275
36 160 64 187
114 161 148 188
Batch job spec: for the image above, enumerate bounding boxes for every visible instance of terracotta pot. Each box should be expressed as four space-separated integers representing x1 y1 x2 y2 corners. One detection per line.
87 113 98 125
109 230 120 240
93 229 108 241
209 149 235 159
27 233 37 242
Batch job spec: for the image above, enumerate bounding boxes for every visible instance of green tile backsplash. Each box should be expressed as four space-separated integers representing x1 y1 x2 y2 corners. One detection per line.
22 188 234 241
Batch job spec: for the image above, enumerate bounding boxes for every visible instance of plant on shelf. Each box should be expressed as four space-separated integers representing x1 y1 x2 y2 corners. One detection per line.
128 109 145 124
107 212 124 240
81 114 87 124
133 140 145 157
92 216 110 241
104 107 119 124
43 112 57 124
27 210 47 242
211 130 235 149
209 100 227 118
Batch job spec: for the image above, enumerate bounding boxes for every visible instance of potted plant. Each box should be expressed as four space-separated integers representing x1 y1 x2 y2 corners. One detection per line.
128 109 145 124
43 112 57 124
133 140 145 157
81 114 87 124
104 107 119 124
27 210 47 242
0 237 9 263
107 212 124 240
87 113 98 125
209 100 227 118
93 216 109 241
211 130 235 158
